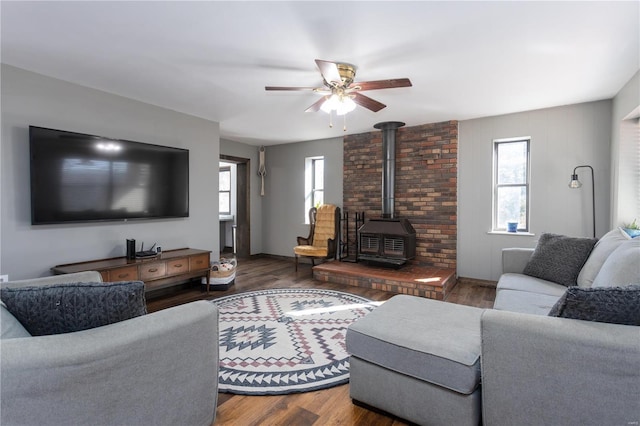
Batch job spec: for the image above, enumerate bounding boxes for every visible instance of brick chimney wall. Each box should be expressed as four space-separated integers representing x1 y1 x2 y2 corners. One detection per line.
343 120 458 269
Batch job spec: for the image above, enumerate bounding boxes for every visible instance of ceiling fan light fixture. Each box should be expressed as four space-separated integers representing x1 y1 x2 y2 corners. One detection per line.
320 94 341 113
321 93 356 116
336 96 356 116
319 100 332 114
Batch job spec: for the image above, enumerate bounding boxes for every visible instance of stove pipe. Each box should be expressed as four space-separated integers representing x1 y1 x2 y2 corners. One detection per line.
374 121 405 219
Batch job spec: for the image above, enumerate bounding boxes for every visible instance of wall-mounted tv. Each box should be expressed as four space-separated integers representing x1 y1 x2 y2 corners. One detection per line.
29 126 189 225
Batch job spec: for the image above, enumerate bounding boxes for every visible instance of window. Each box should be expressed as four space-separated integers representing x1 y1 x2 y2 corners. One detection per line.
312 157 324 207
493 138 530 232
219 167 231 214
304 156 324 222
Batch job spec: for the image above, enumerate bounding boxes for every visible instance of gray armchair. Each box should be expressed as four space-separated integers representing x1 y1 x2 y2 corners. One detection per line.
1 272 219 426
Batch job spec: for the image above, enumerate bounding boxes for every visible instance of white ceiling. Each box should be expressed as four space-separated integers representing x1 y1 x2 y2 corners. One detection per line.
1 1 638 146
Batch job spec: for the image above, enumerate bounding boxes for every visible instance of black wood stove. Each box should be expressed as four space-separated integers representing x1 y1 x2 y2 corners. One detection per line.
357 122 417 266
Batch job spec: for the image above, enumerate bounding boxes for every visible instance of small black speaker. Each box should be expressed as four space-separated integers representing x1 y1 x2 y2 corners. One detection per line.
126 239 136 260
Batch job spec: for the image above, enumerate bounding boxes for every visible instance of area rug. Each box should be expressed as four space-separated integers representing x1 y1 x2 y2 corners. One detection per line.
211 288 379 395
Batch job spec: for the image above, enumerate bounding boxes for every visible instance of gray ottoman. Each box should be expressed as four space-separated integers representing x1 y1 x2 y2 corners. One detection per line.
346 295 484 426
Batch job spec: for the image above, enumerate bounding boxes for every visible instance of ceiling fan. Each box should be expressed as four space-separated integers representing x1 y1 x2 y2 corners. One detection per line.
265 59 412 115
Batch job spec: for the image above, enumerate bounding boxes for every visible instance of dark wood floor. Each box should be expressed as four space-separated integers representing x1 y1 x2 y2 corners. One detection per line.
146 256 496 426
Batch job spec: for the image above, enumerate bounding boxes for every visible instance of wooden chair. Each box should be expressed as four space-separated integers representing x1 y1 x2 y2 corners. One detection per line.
294 204 341 271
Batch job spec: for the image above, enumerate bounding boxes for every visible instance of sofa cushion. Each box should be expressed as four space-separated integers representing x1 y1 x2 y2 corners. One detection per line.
346 295 483 395
548 285 640 325
496 273 568 297
523 233 597 287
0 281 147 336
577 228 630 288
0 302 31 339
493 288 561 315
293 245 329 257
592 239 640 288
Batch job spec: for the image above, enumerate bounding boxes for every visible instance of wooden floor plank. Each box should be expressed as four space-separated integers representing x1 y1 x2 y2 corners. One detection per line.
146 256 495 425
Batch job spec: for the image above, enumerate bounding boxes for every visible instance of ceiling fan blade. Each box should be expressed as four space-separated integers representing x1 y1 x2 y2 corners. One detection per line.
305 96 328 113
353 93 386 112
265 86 317 91
351 78 412 91
315 59 342 86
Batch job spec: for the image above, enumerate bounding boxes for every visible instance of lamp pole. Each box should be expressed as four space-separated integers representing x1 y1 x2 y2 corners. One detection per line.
569 165 596 238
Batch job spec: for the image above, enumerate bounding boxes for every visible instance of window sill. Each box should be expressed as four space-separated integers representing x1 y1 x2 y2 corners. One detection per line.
487 231 536 236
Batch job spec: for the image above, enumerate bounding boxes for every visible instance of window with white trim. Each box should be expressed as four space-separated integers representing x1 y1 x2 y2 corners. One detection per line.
493 138 530 232
219 167 231 215
304 156 324 223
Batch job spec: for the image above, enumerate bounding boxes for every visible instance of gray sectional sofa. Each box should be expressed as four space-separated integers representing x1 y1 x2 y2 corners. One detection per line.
347 229 640 426
483 229 640 425
1 271 220 426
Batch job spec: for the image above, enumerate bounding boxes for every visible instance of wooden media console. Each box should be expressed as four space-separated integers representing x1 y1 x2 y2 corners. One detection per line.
52 248 211 292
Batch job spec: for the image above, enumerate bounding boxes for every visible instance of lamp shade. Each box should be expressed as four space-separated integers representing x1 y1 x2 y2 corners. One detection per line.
569 173 582 188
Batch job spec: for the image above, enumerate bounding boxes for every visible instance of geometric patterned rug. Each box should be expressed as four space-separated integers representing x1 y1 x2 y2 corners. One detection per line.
211 288 379 395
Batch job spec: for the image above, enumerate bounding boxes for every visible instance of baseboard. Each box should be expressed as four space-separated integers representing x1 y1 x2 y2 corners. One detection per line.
457 276 497 288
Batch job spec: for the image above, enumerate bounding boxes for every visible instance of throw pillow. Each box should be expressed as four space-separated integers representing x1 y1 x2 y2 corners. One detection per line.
0 281 147 336
523 233 597 287
577 228 630 288
548 285 640 326
592 239 640 288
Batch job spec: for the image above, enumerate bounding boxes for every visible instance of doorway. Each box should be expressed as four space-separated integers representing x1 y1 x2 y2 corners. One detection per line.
220 155 251 258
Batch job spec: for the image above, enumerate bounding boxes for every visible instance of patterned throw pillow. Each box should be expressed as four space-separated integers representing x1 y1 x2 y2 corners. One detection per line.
523 233 597 287
548 285 640 326
0 281 147 336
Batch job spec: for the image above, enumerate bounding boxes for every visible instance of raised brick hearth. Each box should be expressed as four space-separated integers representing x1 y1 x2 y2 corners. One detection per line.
313 261 457 300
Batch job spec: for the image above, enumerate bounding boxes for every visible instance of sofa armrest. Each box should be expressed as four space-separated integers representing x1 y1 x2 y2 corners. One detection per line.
481 309 640 426
501 248 534 274
2 271 103 288
1 301 219 426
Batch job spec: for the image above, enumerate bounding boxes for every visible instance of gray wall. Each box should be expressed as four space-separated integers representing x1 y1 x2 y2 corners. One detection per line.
1 65 220 279
220 138 263 255
3 65 632 283
262 137 343 257
610 70 640 227
458 100 612 281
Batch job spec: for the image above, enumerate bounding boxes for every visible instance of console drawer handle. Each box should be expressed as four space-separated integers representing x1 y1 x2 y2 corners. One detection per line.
148 268 158 273
174 264 183 268
118 273 128 279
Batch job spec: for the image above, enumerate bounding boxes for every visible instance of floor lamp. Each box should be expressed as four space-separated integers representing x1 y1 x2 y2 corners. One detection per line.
568 165 596 238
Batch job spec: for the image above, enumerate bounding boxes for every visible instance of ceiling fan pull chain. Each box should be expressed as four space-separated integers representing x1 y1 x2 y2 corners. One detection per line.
329 111 333 128
343 114 347 132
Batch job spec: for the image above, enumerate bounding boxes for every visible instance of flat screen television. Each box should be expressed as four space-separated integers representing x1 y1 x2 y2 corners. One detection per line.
29 126 189 225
